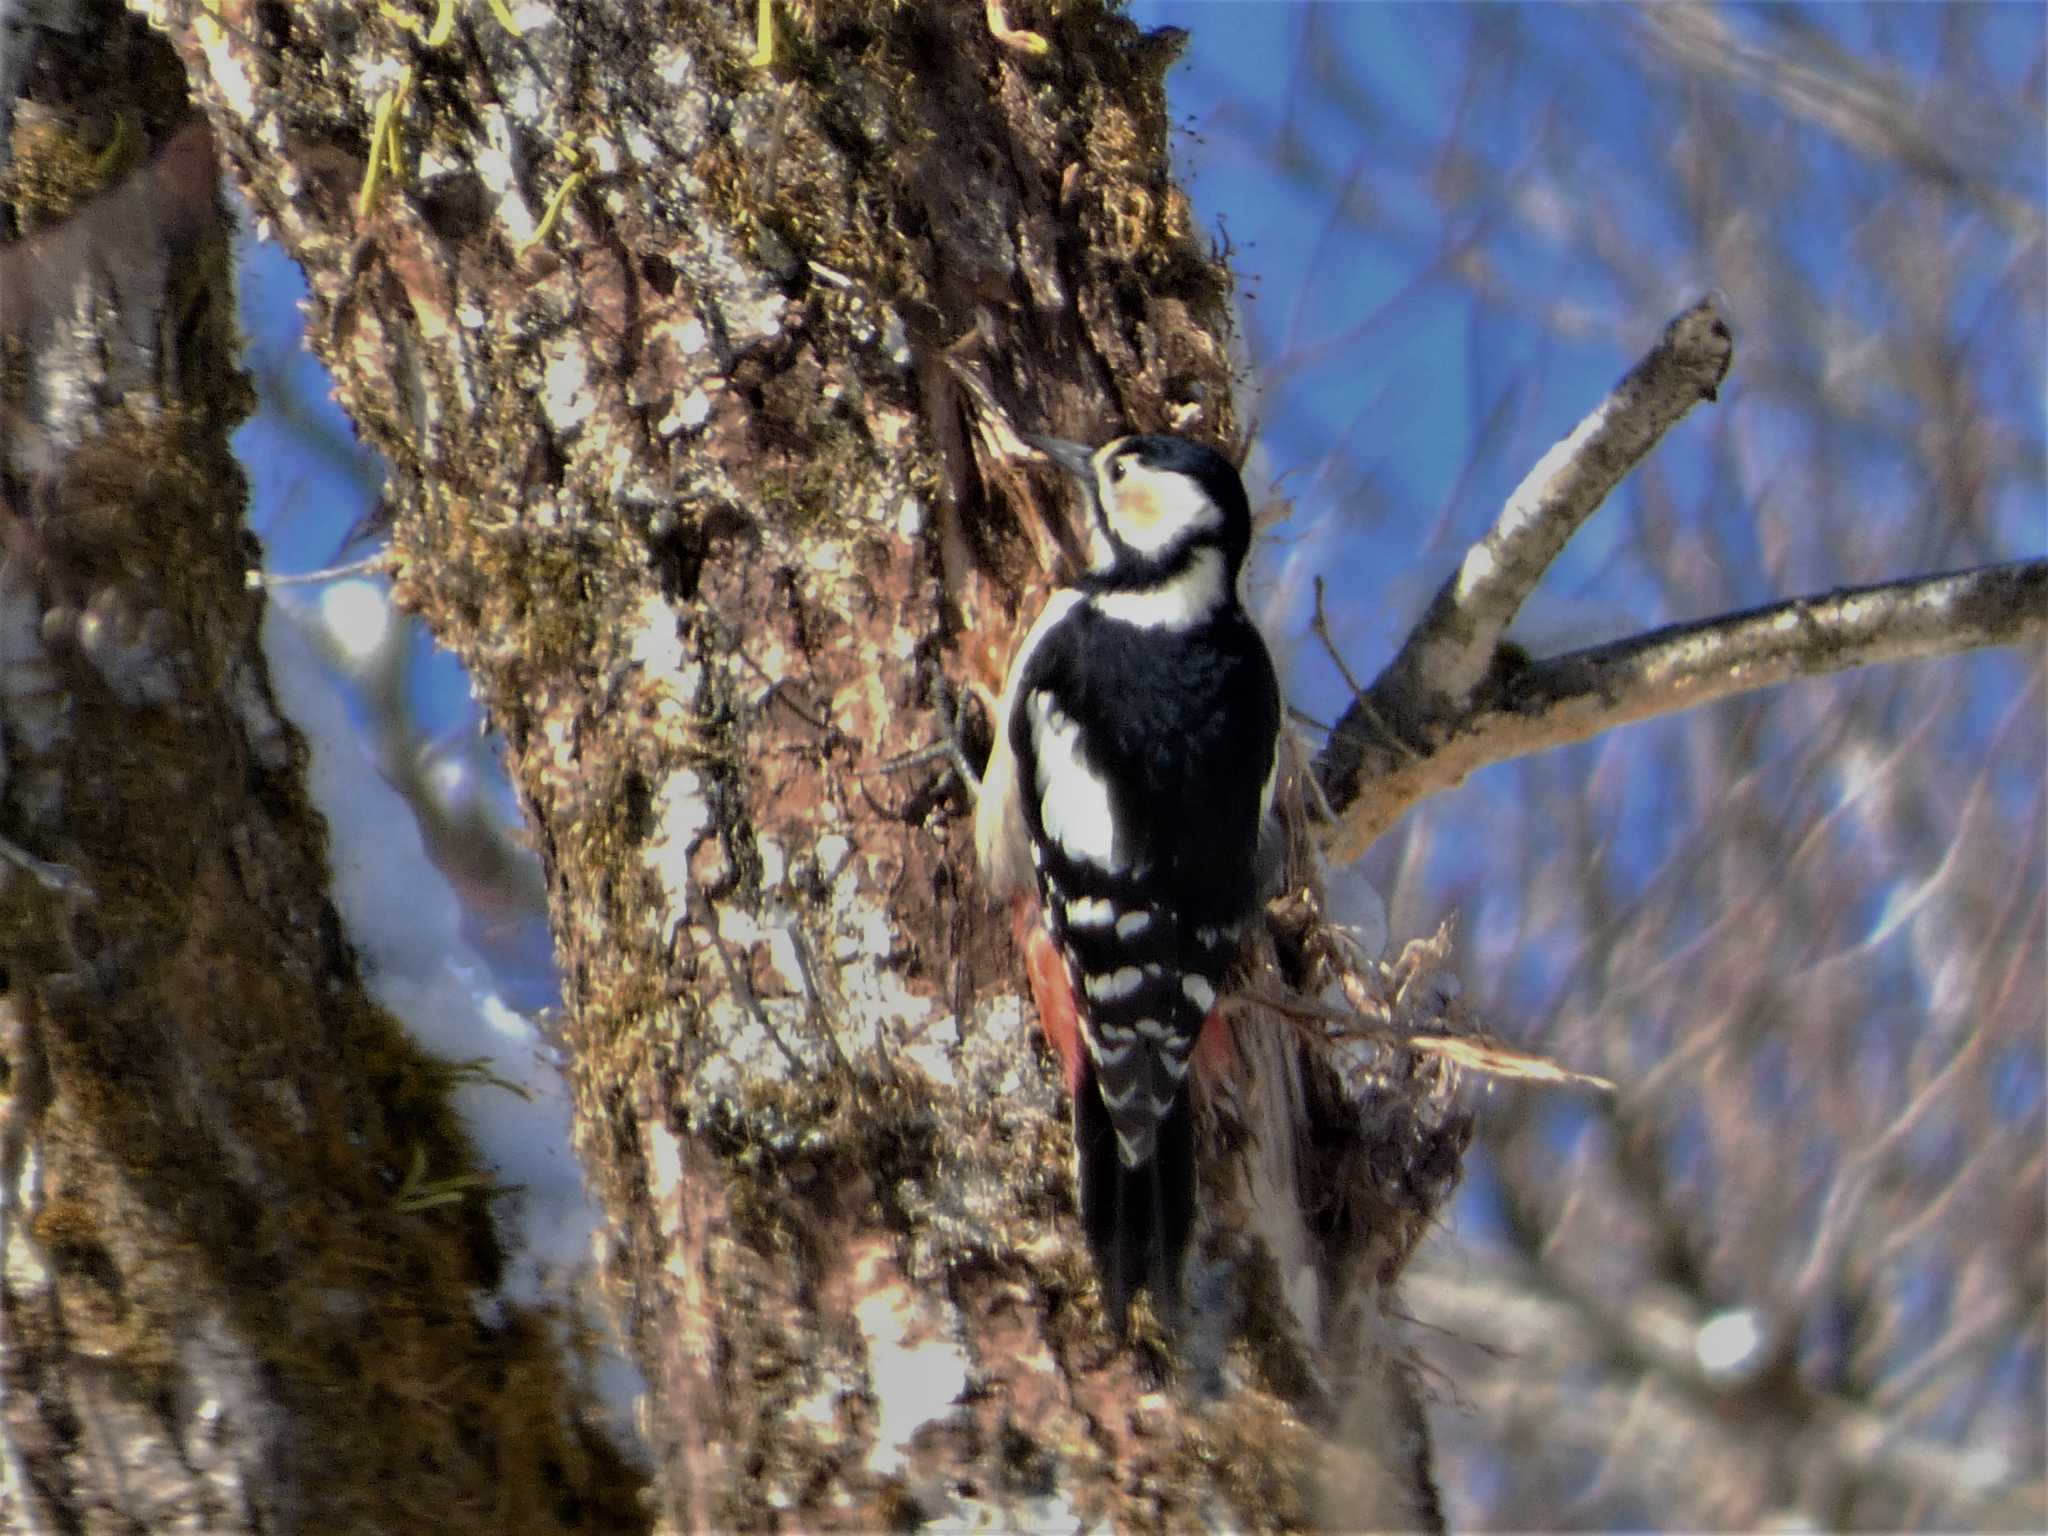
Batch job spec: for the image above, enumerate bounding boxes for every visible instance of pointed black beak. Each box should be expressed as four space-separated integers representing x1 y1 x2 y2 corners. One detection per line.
1022 433 1095 485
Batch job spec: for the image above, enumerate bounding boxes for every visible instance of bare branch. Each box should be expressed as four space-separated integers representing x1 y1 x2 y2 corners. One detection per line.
1376 296 1733 713
1323 560 2047 862
1312 296 2040 864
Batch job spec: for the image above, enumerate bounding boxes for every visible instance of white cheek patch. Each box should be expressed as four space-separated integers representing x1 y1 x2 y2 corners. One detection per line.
1104 465 1222 558
1084 521 1115 570
1106 481 1166 551
1029 691 1120 872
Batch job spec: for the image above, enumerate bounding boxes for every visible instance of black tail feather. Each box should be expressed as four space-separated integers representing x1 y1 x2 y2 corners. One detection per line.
1073 1060 1196 1335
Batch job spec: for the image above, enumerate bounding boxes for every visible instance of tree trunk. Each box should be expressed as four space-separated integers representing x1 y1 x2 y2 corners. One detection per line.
0 3 643 1530
10 1 1472 1528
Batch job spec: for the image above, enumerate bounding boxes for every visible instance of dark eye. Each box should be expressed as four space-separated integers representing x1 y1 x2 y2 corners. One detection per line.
1108 458 1127 483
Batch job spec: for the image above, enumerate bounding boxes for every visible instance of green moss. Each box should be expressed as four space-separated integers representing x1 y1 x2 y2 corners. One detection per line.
11 406 649 1532
686 1065 944 1262
4 111 128 229
0 332 28 412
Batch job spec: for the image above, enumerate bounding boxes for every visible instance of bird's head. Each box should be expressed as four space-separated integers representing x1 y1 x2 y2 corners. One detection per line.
1027 433 1254 593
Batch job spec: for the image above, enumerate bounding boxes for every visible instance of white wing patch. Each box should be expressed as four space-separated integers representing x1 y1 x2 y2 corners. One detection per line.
975 591 1082 898
1029 691 1121 872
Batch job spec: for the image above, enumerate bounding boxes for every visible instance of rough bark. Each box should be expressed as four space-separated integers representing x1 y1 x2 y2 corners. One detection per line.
0 4 642 1531
118 0 1468 1530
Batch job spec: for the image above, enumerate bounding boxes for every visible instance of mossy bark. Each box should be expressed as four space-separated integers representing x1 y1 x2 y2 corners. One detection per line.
0 4 643 1532
95 2 1468 1530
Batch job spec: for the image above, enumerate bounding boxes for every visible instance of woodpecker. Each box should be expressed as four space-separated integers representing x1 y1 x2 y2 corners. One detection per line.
975 432 1282 1332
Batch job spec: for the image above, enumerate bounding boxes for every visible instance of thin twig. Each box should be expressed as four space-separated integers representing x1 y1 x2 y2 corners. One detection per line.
778 921 852 1072
1385 296 1735 711
1311 574 1368 699
1323 558 2048 862
251 553 392 589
